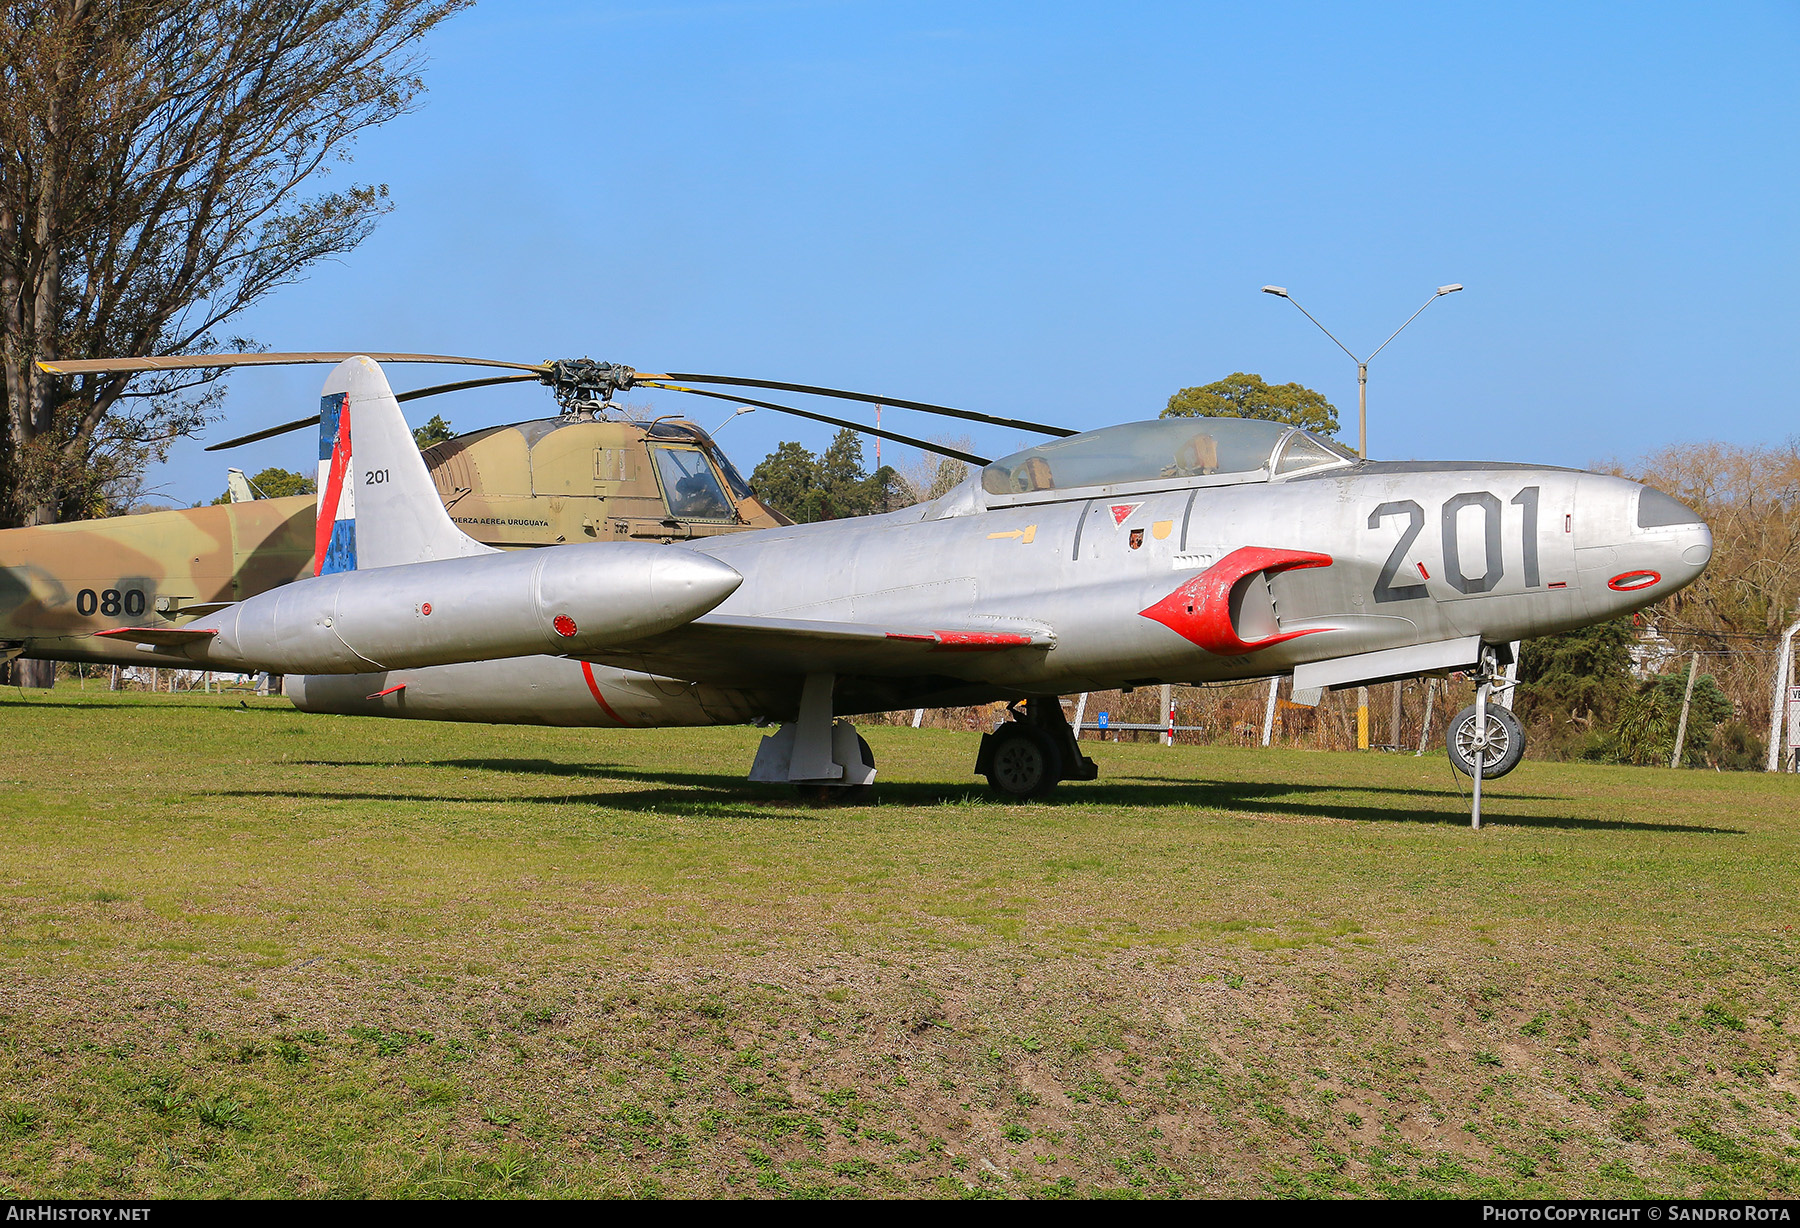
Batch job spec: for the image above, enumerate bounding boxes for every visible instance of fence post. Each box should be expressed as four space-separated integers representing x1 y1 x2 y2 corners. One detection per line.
1671 652 1700 769
1261 677 1279 746
1415 678 1437 755
1768 622 1800 772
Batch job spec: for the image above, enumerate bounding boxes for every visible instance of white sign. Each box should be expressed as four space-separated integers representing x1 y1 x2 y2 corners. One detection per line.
1788 685 1800 750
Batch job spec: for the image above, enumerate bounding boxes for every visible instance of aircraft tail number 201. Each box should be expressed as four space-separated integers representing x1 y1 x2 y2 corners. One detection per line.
1370 486 1541 603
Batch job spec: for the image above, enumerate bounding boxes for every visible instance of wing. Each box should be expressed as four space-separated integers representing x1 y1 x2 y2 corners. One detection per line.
581 613 1054 687
93 627 219 649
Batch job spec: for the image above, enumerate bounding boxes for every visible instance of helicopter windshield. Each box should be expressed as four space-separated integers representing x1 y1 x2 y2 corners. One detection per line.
981 418 1345 496
652 445 734 521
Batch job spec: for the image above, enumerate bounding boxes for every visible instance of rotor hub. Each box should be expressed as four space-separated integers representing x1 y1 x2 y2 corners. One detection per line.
541 358 636 410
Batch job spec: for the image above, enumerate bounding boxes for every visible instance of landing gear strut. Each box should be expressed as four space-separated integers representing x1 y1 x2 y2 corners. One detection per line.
749 672 877 804
975 697 1098 800
1445 645 1525 829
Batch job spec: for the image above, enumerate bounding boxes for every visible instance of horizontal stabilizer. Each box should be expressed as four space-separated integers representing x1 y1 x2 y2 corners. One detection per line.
94 626 219 648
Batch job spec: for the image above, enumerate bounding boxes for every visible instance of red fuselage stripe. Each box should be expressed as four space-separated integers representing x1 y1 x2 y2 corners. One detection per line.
580 660 635 727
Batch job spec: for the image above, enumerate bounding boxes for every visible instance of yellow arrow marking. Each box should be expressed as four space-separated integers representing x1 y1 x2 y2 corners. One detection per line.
987 524 1037 543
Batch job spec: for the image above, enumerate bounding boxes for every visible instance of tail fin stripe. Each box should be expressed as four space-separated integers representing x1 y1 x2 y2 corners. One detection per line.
315 393 356 576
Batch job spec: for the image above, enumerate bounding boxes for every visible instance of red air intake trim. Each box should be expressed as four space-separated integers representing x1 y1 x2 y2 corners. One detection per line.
1608 570 1661 592
1139 546 1334 656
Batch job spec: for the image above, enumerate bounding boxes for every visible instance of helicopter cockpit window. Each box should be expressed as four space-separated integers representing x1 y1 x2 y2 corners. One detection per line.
651 446 734 521
711 448 753 500
980 417 1300 496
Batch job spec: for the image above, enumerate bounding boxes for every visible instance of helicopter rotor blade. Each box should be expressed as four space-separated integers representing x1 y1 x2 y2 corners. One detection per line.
638 381 990 467
396 373 541 402
200 374 541 451
202 414 323 452
654 372 1075 438
37 352 547 377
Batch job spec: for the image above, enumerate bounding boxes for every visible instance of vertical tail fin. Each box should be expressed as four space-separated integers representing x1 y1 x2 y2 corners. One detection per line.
314 357 495 573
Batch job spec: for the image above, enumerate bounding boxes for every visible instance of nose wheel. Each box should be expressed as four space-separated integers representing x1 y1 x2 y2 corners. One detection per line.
1446 703 1525 780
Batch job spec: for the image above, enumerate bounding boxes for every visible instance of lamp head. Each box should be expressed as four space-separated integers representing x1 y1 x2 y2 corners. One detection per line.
1261 285 1289 297
1436 284 1464 295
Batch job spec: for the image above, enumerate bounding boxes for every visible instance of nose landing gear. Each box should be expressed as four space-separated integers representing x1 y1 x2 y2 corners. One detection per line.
1446 645 1526 829
975 696 1099 799
1446 702 1525 781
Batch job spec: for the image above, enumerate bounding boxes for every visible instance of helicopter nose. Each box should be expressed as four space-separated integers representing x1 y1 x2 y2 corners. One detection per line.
1577 480 1711 609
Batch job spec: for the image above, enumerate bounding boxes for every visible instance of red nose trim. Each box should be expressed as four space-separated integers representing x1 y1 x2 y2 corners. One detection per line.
1608 570 1661 592
1139 546 1334 655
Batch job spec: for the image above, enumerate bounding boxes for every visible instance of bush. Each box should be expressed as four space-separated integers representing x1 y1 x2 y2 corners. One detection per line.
1708 720 1765 771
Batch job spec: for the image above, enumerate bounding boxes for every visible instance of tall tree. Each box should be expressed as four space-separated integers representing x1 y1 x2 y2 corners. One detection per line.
748 440 822 522
1163 373 1339 435
1514 617 1638 755
0 0 467 531
748 430 903 523
412 413 454 450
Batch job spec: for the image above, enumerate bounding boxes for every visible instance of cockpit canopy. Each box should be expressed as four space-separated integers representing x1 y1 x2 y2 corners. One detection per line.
979 417 1355 498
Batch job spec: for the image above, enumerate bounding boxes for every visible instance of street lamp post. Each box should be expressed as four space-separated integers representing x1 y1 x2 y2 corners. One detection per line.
709 405 757 435
1262 282 1463 751
1261 283 1462 459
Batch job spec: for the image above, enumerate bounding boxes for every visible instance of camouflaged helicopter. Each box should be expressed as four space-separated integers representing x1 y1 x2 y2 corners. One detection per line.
1 355 1048 672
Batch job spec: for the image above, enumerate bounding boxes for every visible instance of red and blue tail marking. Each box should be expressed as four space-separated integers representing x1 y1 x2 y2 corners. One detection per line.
315 392 357 576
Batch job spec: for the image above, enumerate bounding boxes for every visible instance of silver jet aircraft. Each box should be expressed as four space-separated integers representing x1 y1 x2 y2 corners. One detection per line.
100 357 1712 799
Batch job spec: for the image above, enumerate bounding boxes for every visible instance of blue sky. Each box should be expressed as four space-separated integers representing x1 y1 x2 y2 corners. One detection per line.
150 1 1799 503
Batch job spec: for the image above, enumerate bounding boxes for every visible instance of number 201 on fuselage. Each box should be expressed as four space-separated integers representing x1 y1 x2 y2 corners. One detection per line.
1369 484 1565 604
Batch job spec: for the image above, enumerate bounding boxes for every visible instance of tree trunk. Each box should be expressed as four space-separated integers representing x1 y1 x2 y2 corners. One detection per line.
15 658 56 688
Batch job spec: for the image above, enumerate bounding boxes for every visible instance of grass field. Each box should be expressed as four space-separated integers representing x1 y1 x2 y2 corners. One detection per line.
0 689 1796 1199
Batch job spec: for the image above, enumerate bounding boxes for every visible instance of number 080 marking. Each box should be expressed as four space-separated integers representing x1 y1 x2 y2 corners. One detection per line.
1369 486 1540 602
75 588 146 617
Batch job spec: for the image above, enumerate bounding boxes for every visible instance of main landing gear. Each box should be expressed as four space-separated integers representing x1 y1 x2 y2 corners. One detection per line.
748 673 877 805
975 697 1099 800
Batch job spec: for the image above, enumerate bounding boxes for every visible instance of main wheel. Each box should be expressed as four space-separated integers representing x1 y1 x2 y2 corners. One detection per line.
983 723 1063 800
1445 704 1526 780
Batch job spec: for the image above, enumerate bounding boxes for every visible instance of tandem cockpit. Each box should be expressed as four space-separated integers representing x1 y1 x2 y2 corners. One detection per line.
973 417 1356 505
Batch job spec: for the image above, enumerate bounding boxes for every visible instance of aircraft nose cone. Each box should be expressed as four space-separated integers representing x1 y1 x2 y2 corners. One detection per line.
645 548 744 622
1588 484 1711 606
1666 519 1713 585
1680 523 1712 569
